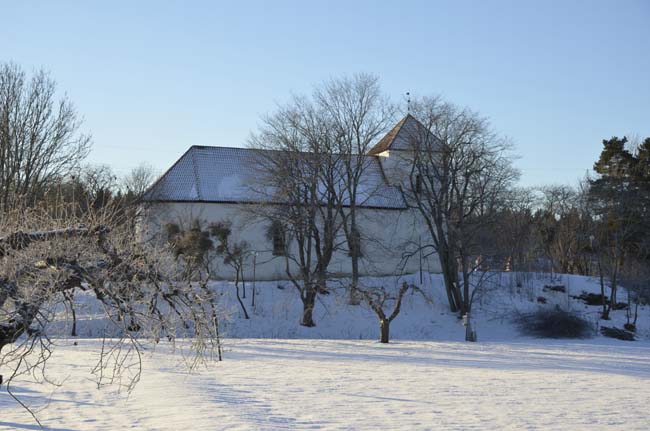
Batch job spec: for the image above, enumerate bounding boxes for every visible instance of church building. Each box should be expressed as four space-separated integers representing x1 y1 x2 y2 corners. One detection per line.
141 115 441 280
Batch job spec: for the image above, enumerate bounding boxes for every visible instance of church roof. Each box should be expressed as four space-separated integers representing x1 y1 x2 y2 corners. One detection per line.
143 146 406 209
368 114 428 155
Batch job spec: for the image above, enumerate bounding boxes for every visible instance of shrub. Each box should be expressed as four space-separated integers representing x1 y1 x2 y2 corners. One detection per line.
543 285 566 293
572 291 606 306
516 309 594 339
601 326 635 341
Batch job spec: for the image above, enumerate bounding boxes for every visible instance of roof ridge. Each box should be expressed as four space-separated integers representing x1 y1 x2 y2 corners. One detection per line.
191 145 387 159
191 144 254 150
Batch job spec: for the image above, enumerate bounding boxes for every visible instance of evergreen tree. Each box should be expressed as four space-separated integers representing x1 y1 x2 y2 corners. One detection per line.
589 136 650 318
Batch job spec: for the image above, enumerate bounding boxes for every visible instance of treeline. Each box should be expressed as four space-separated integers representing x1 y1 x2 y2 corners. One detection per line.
486 137 650 320
0 62 156 218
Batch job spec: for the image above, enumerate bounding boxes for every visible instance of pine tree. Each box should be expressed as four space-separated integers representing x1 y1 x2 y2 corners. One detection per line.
589 136 650 318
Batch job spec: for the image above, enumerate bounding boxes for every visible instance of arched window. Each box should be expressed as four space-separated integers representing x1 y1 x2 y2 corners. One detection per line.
270 220 286 256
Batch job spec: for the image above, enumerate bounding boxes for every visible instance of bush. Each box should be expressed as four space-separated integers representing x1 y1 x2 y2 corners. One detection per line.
543 285 566 293
571 291 606 306
516 309 594 339
601 326 635 341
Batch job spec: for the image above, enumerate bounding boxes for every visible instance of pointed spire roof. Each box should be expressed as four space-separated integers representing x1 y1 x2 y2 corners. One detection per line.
368 114 427 155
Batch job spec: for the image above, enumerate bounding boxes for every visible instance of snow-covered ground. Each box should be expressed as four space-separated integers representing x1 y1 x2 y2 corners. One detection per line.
46 271 650 342
1 272 649 430
2 338 650 430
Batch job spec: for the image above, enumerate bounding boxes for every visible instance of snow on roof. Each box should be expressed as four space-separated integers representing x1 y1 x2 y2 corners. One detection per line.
144 146 406 209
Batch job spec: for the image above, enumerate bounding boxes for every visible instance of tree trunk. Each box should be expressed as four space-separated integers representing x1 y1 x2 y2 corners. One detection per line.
440 253 460 313
214 314 223 361
626 290 632 326
348 213 361 305
602 270 618 320
348 254 361 305
380 319 390 343
461 256 471 315
234 268 250 319
300 287 317 327
242 277 246 299
70 300 77 337
64 292 77 337
598 260 607 318
464 314 477 342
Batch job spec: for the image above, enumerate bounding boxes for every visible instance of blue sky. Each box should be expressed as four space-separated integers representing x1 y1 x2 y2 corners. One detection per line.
2 1 649 186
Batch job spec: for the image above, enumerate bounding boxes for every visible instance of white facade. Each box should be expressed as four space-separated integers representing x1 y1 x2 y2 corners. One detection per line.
141 115 441 281
141 201 440 281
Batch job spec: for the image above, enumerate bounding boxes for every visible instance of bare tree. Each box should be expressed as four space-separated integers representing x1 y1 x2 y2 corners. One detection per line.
589 211 633 319
487 187 538 272
620 256 650 331
122 163 157 200
0 63 91 211
162 218 225 358
210 221 251 320
249 97 346 327
315 73 396 304
0 204 222 426
358 282 411 343
78 164 119 211
403 96 519 340
535 185 593 275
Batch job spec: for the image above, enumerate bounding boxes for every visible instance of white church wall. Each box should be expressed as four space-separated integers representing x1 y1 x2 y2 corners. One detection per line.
141 202 441 281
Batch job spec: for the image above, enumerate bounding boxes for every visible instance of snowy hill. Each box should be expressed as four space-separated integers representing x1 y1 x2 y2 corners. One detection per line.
217 271 649 342
62 271 650 343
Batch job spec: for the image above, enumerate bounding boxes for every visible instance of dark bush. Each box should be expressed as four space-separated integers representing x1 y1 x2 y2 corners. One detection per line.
164 222 180 239
623 323 636 332
601 326 635 341
572 291 607 306
543 285 566 293
516 309 594 339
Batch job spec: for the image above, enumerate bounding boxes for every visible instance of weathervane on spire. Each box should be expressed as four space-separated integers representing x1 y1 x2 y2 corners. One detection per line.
406 92 411 113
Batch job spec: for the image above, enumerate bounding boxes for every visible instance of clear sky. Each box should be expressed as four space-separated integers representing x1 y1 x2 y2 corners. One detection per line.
2 1 649 186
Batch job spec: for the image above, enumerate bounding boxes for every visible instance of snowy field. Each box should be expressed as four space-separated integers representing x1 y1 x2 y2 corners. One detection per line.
1 338 650 430
1 272 649 430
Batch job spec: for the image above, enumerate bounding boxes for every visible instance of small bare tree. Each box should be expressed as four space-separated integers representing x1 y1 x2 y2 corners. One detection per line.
358 282 411 343
210 221 251 320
